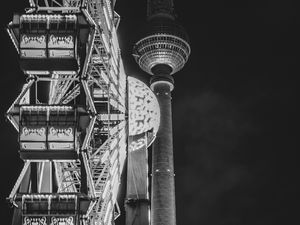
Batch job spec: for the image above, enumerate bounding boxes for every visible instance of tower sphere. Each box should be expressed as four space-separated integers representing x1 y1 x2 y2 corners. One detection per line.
133 18 191 75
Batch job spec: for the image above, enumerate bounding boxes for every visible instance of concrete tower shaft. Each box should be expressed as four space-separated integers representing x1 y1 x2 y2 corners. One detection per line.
151 70 176 225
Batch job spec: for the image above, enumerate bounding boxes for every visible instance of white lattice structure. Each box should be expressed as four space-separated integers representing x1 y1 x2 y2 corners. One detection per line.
6 1 162 225
7 1 126 225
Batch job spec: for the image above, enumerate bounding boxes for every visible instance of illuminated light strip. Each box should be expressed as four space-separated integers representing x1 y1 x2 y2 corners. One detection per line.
109 66 118 86
37 75 78 82
118 129 127 145
21 194 77 199
102 179 111 199
38 162 45 193
118 137 127 154
105 213 113 225
21 105 73 111
118 145 127 171
81 152 96 199
21 14 48 21
110 149 118 167
7 27 19 53
119 64 127 88
101 33 110 53
110 83 118 97
97 114 125 121
48 73 59 104
110 168 119 195
104 201 113 224
110 46 119 67
119 77 126 89
25 71 50 75
103 7 111 31
110 39 119 61
81 28 96 79
111 27 120 55
136 34 191 55
110 159 118 179
7 79 34 115
21 14 77 21
110 172 120 203
100 150 110 164
109 138 118 152
82 116 97 150
82 80 96 114
104 0 113 18
111 175 120 202
110 58 119 79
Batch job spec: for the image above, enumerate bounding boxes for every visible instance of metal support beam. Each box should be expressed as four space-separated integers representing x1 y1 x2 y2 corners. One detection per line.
81 152 96 199
11 164 31 225
151 82 176 225
9 161 31 201
82 80 97 114
7 79 34 115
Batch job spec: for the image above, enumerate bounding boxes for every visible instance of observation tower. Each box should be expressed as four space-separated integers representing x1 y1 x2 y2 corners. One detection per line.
133 0 191 224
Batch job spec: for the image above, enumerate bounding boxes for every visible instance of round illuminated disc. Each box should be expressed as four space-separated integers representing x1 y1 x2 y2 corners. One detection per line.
128 76 160 137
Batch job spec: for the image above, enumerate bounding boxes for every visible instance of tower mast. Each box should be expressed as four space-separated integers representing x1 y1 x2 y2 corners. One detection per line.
133 0 191 224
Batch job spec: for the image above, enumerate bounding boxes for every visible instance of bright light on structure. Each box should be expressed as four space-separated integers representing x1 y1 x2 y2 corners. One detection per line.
128 76 160 137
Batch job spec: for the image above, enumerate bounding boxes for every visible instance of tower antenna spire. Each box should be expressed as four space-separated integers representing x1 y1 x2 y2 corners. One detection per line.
147 0 175 20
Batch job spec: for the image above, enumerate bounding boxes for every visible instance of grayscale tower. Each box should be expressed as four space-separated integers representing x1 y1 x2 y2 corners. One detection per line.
133 0 191 224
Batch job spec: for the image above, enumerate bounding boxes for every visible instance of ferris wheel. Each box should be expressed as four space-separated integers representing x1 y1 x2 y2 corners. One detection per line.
6 1 160 225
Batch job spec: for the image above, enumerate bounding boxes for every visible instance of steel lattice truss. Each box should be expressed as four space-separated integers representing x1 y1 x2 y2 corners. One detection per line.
7 1 127 225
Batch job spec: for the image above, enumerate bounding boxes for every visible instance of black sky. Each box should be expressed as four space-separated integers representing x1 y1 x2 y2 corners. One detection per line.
0 1 298 225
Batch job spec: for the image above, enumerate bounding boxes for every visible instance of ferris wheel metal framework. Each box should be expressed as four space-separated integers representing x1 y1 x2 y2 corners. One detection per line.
5 1 144 225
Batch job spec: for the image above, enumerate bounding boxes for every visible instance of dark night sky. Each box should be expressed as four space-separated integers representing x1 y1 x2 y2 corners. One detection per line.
0 1 298 225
